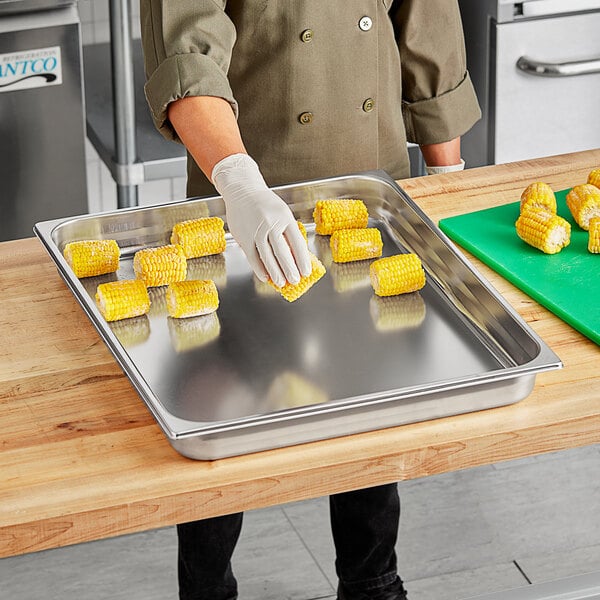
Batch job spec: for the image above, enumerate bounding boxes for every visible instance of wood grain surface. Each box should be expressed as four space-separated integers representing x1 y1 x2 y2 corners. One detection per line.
1 149 599 558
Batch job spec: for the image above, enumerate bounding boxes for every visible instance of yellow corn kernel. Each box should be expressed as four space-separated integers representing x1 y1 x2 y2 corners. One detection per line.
566 184 600 230
588 217 600 253
265 372 328 410
167 313 220 353
369 293 426 331
297 220 308 242
330 228 383 263
268 253 326 302
133 244 187 287
170 217 226 259
63 239 120 278
313 199 369 235
520 182 557 214
108 315 151 347
515 208 571 254
95 279 151 322
370 254 426 297
330 261 371 293
166 279 219 319
587 168 600 189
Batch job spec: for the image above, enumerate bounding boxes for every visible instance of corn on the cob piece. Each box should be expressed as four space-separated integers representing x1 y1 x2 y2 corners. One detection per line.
520 182 556 214
313 199 369 235
268 253 326 302
265 371 328 410
63 239 120 278
133 244 187 287
168 313 220 353
297 220 308 242
566 184 600 230
170 217 226 259
166 279 219 319
95 279 151 322
108 315 151 347
370 254 426 297
254 222 310 295
369 294 426 332
80 273 118 297
330 227 383 263
588 217 600 253
587 168 600 189
330 261 371 293
515 208 571 254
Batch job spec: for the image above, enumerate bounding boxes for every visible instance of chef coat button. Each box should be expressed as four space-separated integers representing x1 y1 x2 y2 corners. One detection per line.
362 98 375 112
300 29 314 43
299 111 313 124
359 16 373 31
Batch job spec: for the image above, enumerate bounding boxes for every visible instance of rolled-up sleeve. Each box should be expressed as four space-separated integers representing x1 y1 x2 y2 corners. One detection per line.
140 0 237 142
392 0 481 145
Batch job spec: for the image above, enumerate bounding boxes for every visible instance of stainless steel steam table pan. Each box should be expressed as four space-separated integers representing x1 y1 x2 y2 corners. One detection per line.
34 171 562 460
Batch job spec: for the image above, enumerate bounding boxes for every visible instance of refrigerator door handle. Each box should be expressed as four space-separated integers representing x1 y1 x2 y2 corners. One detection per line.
520 0 600 18
517 55 600 77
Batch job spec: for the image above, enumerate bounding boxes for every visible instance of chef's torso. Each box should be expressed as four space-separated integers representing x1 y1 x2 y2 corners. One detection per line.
187 0 409 196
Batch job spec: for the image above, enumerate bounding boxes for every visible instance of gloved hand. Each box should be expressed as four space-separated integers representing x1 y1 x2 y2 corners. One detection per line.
425 159 465 176
212 153 312 288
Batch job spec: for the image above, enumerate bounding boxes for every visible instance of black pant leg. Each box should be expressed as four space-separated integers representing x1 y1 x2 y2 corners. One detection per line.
177 513 243 600
330 483 406 599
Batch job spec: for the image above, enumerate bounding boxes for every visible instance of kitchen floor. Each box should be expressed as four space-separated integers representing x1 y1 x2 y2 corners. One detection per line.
1 444 599 600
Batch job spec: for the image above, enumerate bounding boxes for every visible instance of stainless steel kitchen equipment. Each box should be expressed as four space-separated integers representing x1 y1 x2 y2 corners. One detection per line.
34 172 561 460
458 0 600 167
82 0 187 211
0 0 87 241
83 0 196 210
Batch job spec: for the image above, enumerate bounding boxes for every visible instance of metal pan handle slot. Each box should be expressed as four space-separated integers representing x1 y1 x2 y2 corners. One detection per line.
517 55 600 77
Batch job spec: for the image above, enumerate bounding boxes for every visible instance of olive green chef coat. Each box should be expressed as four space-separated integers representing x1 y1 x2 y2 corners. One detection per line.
140 0 481 197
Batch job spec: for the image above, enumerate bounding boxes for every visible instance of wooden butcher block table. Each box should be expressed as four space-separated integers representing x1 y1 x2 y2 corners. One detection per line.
1 149 599 559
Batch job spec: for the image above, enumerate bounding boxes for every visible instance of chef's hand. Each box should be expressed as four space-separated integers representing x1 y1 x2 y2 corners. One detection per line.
212 153 312 288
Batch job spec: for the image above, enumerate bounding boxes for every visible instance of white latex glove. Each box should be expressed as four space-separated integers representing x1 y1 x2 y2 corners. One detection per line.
425 159 466 175
212 153 312 288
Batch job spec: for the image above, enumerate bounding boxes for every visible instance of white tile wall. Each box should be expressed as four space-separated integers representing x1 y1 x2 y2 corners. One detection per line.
80 0 186 213
79 0 139 46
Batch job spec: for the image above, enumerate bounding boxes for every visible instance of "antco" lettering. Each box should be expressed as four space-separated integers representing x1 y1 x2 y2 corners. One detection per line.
0 57 57 78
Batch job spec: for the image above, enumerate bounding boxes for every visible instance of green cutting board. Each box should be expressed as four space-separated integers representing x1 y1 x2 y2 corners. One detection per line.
439 189 600 346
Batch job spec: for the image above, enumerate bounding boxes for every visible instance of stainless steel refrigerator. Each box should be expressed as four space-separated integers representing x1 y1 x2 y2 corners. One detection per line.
0 0 87 241
458 0 600 168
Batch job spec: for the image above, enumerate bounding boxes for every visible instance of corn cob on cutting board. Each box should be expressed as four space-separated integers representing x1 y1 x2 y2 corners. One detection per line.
439 189 600 346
